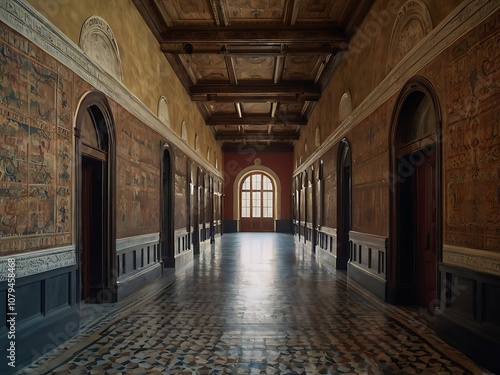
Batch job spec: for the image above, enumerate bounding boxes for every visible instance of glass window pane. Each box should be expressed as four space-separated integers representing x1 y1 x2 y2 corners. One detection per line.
263 207 273 218
242 176 251 190
242 207 249 217
252 192 261 217
262 175 272 190
241 192 250 217
252 174 261 190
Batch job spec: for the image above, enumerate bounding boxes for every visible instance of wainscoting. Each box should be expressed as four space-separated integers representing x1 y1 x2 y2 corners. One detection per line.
347 231 388 300
0 247 79 375
116 233 162 300
315 226 338 269
436 263 500 373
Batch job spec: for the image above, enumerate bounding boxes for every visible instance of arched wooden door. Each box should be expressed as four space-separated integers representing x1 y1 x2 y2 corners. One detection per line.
337 139 352 270
389 77 442 310
161 145 175 267
76 92 116 303
239 172 275 232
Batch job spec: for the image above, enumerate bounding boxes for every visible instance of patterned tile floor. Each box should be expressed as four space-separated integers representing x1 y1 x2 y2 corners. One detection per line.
23 233 490 374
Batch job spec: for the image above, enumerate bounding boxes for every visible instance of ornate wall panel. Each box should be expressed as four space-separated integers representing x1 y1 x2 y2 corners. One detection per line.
444 11 500 253
113 100 161 238
349 104 390 236
174 150 188 230
0 24 73 255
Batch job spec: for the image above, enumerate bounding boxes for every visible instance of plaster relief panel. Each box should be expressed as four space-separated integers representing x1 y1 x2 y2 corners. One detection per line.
158 96 171 128
387 0 433 72
339 90 353 123
79 16 123 82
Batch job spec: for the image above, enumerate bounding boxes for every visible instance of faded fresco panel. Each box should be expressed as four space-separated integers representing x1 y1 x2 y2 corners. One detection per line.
0 25 73 255
444 13 500 253
114 101 161 238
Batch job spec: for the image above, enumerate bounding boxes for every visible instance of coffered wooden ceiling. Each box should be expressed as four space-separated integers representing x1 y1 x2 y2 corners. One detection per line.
132 0 375 151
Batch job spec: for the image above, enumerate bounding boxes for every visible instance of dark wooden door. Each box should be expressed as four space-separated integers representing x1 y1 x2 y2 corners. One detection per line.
81 158 92 301
81 156 104 301
416 149 437 309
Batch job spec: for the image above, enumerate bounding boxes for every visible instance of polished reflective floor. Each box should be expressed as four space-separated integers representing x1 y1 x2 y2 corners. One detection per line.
25 233 486 374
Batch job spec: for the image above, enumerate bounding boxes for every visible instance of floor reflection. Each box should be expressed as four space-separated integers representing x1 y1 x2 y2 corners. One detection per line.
24 233 487 375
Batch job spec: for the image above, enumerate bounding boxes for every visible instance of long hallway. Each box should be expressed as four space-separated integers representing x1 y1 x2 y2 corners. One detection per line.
23 234 486 375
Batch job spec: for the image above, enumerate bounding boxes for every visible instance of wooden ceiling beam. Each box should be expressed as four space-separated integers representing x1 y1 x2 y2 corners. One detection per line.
215 132 300 141
222 143 294 152
159 26 347 44
160 44 344 55
206 114 307 126
190 82 320 96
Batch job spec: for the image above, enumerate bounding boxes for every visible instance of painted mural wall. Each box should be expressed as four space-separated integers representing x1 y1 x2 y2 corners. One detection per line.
0 22 73 255
294 0 500 275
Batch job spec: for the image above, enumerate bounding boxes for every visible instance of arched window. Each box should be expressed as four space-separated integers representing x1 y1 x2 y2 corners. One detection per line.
241 172 274 219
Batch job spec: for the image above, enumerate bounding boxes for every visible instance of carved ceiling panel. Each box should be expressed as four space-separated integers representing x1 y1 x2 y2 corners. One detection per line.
226 0 286 22
133 0 375 150
235 56 276 80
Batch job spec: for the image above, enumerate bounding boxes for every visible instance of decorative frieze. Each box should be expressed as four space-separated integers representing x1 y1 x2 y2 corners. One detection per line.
443 244 500 276
0 245 76 281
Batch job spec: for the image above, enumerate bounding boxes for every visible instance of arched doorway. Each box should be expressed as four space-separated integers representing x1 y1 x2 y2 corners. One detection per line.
161 145 175 267
75 92 116 303
337 139 352 270
389 77 442 310
239 172 275 232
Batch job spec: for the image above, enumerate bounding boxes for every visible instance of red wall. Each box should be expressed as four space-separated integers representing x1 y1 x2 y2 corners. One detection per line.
223 152 293 220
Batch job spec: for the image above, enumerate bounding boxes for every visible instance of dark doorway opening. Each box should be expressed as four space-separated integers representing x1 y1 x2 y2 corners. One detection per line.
337 139 352 269
161 147 174 267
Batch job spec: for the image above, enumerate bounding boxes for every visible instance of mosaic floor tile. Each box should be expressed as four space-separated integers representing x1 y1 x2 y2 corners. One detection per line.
22 233 490 375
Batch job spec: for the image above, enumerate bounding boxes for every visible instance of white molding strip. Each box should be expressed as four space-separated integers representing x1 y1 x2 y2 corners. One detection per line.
349 231 387 249
294 0 499 176
0 245 76 281
443 244 500 276
116 233 160 253
0 0 222 178
116 262 162 284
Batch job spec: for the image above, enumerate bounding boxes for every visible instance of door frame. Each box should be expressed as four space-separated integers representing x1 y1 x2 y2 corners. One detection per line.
388 76 443 306
75 91 116 303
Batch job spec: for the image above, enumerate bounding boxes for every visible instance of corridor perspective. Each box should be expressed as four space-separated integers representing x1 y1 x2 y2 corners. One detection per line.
1 0 499 374
22 233 487 374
